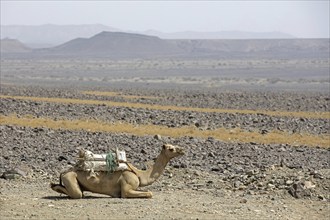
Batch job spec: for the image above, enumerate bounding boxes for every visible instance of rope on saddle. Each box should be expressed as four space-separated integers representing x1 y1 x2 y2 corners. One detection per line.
106 152 116 173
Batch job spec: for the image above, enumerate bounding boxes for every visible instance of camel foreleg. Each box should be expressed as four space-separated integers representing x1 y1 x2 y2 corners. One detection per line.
51 171 83 199
120 173 153 198
50 183 70 195
121 188 153 198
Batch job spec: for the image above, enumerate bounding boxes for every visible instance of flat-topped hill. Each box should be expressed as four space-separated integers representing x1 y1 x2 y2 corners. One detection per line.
47 31 184 58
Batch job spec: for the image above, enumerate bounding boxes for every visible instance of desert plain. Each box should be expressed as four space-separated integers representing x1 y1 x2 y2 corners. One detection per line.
0 51 329 220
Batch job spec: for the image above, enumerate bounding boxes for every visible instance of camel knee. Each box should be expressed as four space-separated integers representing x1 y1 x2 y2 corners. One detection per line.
63 184 83 199
61 172 83 199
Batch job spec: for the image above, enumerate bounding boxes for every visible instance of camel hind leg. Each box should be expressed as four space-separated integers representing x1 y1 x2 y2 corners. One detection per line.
52 171 83 199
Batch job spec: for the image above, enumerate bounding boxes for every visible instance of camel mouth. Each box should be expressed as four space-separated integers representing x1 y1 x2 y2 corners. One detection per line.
163 144 185 156
177 148 185 155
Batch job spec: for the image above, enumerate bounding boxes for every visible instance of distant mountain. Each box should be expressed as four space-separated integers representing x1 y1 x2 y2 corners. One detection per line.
142 30 295 39
0 24 119 48
1 24 296 48
39 32 328 59
45 31 184 58
2 31 328 59
0 38 31 53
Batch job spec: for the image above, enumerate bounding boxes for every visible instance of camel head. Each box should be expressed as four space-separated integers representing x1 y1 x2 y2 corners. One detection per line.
161 144 184 159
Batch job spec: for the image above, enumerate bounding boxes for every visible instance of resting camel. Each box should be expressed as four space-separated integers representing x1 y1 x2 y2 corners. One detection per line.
51 144 184 199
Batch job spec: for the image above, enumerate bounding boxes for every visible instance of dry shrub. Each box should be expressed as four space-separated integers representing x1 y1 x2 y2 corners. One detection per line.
1 114 329 148
1 95 329 119
82 91 158 100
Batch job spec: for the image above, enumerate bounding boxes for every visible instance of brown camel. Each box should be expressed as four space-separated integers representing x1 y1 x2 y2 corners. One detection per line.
50 144 184 199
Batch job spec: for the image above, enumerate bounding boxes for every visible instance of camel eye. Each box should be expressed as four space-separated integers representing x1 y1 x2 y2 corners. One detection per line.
169 148 174 152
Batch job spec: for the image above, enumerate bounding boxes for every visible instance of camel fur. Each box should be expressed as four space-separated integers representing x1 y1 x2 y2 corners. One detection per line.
50 144 184 199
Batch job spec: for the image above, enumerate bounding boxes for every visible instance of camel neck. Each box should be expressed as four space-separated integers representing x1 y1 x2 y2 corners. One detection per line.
139 150 170 187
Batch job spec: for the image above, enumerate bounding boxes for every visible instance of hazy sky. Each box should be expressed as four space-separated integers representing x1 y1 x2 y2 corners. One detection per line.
1 0 329 38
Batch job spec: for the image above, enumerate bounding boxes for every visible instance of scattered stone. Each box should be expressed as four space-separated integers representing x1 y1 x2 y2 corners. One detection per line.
1 168 28 180
1 173 21 180
234 181 242 188
257 182 264 187
285 180 293 185
261 129 269 134
246 169 259 176
180 163 187 168
267 183 276 190
211 167 221 172
68 160 76 165
154 134 162 140
288 181 312 199
239 198 247 203
58 155 67 161
311 171 324 179
303 181 315 189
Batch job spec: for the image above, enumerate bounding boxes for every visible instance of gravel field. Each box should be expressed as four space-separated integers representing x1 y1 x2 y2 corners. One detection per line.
0 85 329 219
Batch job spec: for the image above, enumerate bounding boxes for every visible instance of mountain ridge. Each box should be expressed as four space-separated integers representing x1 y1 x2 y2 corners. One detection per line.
1 31 328 59
1 24 296 48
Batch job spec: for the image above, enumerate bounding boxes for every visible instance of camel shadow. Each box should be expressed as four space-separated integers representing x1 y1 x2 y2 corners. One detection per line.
42 195 111 200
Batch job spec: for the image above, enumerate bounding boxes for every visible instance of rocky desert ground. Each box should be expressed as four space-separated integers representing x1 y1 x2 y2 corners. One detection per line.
0 56 329 219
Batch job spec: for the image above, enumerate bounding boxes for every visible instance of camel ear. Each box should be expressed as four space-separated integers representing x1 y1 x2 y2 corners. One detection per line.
162 144 167 150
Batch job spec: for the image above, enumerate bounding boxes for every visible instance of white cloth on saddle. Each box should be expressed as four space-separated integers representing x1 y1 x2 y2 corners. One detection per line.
76 149 128 172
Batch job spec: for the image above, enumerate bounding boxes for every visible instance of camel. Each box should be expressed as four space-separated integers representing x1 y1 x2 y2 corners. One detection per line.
50 144 184 199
